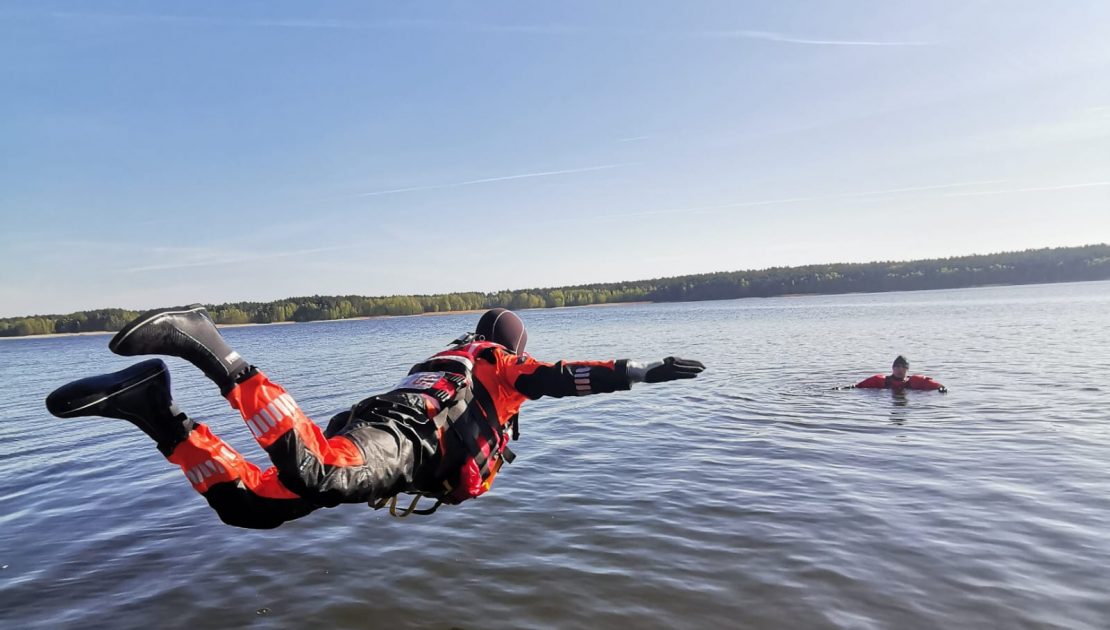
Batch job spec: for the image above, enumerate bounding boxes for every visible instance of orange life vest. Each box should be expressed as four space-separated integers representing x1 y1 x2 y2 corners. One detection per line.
399 340 518 506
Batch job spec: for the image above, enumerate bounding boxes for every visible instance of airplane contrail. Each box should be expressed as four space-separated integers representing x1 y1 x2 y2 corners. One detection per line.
351 163 635 198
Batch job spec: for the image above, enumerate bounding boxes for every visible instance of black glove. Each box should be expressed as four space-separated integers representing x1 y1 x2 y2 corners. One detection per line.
643 357 705 383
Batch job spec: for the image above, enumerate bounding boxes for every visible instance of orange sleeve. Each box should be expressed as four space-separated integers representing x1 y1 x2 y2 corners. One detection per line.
855 375 886 389
908 375 944 390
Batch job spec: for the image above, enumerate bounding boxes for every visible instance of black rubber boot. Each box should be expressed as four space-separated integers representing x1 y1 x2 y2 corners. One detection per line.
109 304 251 395
45 359 196 456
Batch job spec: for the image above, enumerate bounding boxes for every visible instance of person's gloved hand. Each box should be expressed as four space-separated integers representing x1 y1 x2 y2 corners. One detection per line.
627 357 705 383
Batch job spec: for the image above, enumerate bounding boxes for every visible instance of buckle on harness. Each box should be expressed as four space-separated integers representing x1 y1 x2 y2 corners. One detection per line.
371 494 443 518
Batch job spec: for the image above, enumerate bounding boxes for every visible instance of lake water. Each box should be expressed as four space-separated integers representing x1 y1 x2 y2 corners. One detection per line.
2 282 1109 629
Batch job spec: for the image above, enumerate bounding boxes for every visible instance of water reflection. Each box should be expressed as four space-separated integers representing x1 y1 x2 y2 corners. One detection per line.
889 390 909 424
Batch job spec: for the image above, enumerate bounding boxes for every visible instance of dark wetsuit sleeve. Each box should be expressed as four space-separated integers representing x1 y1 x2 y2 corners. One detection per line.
496 349 632 399
855 375 886 389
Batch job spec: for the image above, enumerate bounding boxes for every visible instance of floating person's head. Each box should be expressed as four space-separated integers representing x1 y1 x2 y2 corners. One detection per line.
891 355 910 378
476 308 528 354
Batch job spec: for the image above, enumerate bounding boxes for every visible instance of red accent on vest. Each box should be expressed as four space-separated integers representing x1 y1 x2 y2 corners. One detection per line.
407 341 517 504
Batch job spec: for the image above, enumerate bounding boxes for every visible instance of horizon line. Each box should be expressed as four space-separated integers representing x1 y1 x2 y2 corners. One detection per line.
3 242 1105 320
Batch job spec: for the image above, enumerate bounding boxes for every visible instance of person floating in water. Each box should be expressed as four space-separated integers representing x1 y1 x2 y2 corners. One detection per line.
848 355 946 393
46 306 705 529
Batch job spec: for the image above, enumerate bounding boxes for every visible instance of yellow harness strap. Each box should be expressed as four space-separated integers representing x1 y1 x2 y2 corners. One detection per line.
371 494 442 518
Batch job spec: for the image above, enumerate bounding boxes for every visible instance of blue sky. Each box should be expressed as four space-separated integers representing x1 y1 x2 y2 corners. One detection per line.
2 1 1108 317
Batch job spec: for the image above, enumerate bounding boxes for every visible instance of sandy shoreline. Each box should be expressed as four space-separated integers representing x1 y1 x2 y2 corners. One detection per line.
0 302 649 340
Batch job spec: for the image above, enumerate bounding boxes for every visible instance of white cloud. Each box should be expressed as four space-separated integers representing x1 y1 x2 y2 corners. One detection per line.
943 182 1110 198
594 179 1010 221
25 11 933 47
31 11 590 35
127 244 360 272
706 30 936 47
349 163 636 198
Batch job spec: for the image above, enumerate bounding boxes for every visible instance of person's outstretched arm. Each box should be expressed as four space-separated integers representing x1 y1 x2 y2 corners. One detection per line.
854 375 886 389
494 349 704 400
908 375 947 392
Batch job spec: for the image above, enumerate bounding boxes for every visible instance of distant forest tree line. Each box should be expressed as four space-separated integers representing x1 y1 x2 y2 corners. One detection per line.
3 244 1108 338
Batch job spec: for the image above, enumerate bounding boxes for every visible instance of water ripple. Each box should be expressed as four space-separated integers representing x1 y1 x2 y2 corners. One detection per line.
2 282 1110 628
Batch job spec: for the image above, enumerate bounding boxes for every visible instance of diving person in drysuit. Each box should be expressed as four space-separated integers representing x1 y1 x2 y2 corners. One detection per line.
46 306 705 529
849 355 946 392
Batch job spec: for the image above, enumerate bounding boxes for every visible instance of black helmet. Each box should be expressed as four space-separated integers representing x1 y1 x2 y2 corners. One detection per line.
892 355 910 368
476 308 528 354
